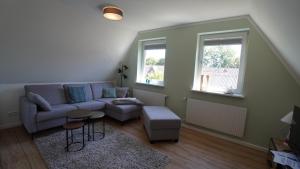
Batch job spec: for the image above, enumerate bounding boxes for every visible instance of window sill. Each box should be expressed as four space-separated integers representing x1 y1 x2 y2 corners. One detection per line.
135 82 164 88
191 90 245 99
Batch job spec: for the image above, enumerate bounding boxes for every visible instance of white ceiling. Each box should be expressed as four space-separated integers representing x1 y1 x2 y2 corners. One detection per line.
94 0 252 31
1 0 299 83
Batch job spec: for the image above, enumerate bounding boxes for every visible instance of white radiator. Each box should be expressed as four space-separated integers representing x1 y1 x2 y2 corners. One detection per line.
133 89 167 106
186 98 247 137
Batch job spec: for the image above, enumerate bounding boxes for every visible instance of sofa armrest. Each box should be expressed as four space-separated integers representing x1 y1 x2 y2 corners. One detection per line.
19 96 38 133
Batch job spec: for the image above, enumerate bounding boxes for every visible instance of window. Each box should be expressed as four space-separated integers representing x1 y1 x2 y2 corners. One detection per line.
136 38 166 86
193 29 249 96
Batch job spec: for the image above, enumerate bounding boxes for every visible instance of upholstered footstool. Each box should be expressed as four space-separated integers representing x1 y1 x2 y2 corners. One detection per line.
143 106 181 143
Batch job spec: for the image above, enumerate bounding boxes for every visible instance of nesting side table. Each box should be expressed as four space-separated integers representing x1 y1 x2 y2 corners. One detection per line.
64 109 93 152
90 111 105 141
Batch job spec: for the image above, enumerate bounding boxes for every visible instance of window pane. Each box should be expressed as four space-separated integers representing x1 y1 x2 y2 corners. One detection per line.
143 49 165 83
200 44 242 94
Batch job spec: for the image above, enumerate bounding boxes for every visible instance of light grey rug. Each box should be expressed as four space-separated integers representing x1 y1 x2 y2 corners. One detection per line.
34 124 169 169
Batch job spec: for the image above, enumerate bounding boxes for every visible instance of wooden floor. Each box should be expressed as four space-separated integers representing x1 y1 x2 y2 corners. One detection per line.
0 118 268 169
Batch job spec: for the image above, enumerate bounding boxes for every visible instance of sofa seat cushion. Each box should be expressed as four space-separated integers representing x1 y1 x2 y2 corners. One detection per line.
37 104 77 122
97 98 141 114
97 98 142 113
143 106 181 130
71 101 105 111
96 98 114 104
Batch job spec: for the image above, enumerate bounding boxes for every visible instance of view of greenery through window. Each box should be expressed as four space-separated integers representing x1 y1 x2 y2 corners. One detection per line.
143 49 165 82
200 44 242 93
203 46 240 68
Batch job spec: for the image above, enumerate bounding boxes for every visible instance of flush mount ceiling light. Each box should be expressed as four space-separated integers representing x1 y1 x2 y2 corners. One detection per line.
102 6 123 21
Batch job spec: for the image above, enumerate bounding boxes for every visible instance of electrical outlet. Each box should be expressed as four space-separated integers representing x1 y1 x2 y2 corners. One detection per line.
8 112 18 117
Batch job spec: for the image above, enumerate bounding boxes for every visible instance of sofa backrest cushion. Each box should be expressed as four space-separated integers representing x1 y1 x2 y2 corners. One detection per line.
102 87 117 98
116 87 129 98
90 82 114 99
25 84 66 105
63 83 93 102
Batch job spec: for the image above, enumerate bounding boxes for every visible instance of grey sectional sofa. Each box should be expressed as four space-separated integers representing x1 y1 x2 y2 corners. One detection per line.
20 82 142 134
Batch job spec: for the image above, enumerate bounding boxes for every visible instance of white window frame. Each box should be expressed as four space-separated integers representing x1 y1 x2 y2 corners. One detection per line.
192 29 249 97
136 37 167 87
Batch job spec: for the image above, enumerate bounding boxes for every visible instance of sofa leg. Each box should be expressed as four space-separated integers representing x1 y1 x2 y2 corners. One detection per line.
31 133 35 140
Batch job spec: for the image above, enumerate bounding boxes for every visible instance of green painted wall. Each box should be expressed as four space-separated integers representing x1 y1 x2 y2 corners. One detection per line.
125 18 300 147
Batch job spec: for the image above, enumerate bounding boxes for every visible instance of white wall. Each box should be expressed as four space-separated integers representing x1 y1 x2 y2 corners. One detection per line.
0 0 136 83
0 0 136 128
0 84 25 128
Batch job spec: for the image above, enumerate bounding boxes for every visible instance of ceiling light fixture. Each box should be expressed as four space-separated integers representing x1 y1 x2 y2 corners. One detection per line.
102 6 123 21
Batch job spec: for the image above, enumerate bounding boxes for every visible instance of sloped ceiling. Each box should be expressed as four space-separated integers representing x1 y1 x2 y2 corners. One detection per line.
250 0 300 83
1 0 299 83
0 0 137 83
96 0 300 83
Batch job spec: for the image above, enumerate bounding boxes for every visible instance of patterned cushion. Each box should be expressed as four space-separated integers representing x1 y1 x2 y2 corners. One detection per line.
67 86 86 103
116 87 129 98
27 92 52 111
102 88 117 98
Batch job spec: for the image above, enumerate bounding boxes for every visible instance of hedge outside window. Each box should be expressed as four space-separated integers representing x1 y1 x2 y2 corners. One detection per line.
193 29 249 96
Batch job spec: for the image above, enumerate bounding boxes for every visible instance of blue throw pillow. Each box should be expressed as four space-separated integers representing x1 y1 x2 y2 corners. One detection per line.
102 87 117 98
27 92 52 111
67 86 86 103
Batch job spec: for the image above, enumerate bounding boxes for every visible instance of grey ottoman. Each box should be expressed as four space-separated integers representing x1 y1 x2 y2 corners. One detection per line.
143 106 181 143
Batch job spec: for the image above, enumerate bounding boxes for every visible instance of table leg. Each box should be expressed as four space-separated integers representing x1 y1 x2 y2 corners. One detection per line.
82 125 85 146
66 129 69 152
71 129 73 143
87 119 90 141
103 118 105 137
92 120 95 141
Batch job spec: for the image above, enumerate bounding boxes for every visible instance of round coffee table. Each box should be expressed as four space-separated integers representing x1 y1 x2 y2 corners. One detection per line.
65 109 93 147
90 111 105 141
63 121 85 152
66 109 93 119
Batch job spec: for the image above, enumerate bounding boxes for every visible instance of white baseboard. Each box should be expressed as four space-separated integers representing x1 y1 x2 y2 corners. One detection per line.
0 121 22 130
182 123 268 152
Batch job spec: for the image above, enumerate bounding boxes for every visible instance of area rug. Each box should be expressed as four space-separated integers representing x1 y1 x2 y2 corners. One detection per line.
34 124 169 169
